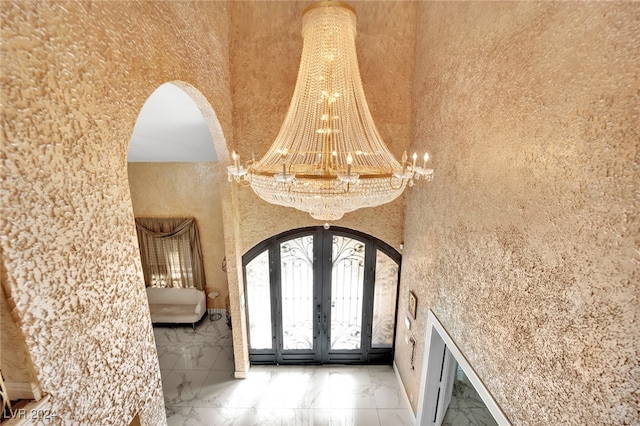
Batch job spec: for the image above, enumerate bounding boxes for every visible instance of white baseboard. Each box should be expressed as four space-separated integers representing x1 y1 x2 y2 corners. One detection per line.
393 360 416 417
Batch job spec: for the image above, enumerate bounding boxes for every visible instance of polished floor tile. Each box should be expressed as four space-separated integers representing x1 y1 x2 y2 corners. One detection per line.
155 319 415 426
442 373 498 426
377 409 414 426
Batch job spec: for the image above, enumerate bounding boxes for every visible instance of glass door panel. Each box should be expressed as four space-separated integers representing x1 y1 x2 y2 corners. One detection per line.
280 235 315 350
330 235 365 350
244 226 400 365
246 250 272 350
372 250 399 348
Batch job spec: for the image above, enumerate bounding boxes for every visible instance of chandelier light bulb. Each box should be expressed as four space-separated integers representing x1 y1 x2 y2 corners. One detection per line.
402 151 408 174
232 150 239 172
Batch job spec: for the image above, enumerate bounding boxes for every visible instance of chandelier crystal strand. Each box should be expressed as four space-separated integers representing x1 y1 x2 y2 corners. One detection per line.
229 1 432 221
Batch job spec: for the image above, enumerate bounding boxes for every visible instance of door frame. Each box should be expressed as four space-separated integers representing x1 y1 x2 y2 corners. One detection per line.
242 226 401 365
415 310 511 425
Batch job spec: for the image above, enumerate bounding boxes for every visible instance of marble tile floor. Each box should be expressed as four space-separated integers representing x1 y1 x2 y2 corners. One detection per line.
154 318 415 426
441 375 497 426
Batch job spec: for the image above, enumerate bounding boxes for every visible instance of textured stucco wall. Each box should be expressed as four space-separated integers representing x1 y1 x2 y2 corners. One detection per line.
228 0 416 254
0 2 232 424
397 2 639 424
127 162 228 309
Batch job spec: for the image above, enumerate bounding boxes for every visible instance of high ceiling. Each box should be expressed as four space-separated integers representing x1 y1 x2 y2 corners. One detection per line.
228 1 416 164
127 2 416 164
127 83 217 162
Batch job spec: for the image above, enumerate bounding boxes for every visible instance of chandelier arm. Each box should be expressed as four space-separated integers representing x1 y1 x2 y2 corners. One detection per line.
388 176 404 191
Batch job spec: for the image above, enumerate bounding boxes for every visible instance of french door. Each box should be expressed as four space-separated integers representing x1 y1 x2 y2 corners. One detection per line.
243 227 401 365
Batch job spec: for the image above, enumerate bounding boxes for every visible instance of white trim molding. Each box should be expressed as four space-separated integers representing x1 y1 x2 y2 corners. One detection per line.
3 382 40 401
415 310 511 426
393 360 417 417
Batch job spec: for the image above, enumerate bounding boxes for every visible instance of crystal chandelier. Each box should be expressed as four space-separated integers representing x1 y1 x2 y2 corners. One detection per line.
229 1 433 221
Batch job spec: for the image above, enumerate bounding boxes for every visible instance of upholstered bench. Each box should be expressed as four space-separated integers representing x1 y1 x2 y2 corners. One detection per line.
145 287 206 328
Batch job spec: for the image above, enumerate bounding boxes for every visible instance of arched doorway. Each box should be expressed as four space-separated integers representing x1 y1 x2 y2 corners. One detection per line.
126 81 250 378
243 227 401 365
127 82 227 311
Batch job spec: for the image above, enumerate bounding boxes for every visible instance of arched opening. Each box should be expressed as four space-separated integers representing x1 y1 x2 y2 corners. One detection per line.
243 226 401 365
127 82 227 313
128 83 218 162
126 81 249 376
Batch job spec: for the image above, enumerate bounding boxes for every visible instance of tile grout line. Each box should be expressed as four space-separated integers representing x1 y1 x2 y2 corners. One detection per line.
160 322 413 426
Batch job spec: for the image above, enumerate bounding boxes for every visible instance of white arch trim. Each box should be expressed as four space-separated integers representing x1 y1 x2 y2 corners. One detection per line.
416 310 511 426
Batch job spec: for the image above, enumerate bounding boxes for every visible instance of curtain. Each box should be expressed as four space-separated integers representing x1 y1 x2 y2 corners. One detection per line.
135 217 206 290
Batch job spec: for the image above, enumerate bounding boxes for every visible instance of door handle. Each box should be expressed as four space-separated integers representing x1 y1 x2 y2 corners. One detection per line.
323 314 328 334
316 309 321 336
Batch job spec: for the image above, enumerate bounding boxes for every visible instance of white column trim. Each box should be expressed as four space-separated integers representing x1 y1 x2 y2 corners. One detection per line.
415 310 511 426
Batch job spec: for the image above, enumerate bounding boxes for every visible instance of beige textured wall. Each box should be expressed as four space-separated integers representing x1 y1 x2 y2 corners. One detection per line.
397 2 639 424
0 1 232 424
228 1 416 254
127 163 228 309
